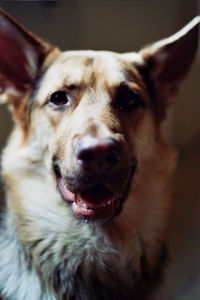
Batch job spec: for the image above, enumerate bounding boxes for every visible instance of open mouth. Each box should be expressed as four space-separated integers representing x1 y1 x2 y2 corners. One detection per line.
56 171 120 221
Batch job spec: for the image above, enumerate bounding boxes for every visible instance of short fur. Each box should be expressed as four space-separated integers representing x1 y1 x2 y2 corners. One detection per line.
0 8 199 300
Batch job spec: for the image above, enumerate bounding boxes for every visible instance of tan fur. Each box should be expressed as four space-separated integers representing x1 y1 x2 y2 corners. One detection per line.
0 9 199 300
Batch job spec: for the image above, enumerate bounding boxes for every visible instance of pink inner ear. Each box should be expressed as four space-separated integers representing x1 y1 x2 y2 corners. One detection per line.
0 33 34 92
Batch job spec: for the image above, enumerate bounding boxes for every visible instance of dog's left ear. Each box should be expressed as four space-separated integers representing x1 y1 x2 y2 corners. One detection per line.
139 17 200 120
0 8 53 109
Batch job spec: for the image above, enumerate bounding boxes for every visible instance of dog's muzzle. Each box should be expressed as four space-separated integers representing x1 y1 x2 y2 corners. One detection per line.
53 136 136 222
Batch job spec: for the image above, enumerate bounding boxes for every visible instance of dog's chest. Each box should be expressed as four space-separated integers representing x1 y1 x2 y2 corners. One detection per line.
30 224 142 300
0 217 141 300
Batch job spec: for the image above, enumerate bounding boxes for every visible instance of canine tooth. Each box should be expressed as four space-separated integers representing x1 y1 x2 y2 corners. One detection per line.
78 194 87 207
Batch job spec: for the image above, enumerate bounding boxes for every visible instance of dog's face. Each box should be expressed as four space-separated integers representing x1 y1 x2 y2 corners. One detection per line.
32 50 155 222
0 9 199 222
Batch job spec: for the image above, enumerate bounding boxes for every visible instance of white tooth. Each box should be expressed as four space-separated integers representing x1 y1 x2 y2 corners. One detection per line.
107 200 111 205
78 194 83 202
83 203 87 208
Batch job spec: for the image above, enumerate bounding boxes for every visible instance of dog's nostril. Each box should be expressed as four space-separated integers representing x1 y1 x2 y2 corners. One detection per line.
76 136 122 170
77 150 94 163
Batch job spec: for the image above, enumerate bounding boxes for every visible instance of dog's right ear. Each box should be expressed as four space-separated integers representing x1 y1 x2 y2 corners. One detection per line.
0 8 53 109
138 17 200 121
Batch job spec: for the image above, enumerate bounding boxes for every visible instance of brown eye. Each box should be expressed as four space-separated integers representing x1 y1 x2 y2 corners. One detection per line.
49 91 69 107
114 84 144 112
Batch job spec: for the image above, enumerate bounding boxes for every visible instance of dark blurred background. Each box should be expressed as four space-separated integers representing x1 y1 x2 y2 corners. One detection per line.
0 1 199 299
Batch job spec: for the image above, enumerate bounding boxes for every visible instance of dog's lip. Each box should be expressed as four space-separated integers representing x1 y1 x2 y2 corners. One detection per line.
56 174 119 219
57 176 75 202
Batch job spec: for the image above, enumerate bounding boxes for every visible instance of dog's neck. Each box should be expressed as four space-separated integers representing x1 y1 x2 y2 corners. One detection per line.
0 196 168 300
0 127 176 300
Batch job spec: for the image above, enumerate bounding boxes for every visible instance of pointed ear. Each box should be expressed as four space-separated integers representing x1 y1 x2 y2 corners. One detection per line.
0 8 53 109
139 17 200 120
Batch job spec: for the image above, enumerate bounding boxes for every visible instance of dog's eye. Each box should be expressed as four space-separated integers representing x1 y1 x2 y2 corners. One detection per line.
49 91 69 107
114 85 144 112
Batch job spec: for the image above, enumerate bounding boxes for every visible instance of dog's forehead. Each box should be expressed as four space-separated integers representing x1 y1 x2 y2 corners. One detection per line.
44 50 143 88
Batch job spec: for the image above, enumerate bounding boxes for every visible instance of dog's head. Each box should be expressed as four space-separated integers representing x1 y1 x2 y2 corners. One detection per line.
0 9 199 223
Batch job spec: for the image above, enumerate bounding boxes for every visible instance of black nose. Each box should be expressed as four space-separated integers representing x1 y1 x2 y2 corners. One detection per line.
76 136 122 171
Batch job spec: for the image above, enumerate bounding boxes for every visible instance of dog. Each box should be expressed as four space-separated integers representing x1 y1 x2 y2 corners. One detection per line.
0 8 199 300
